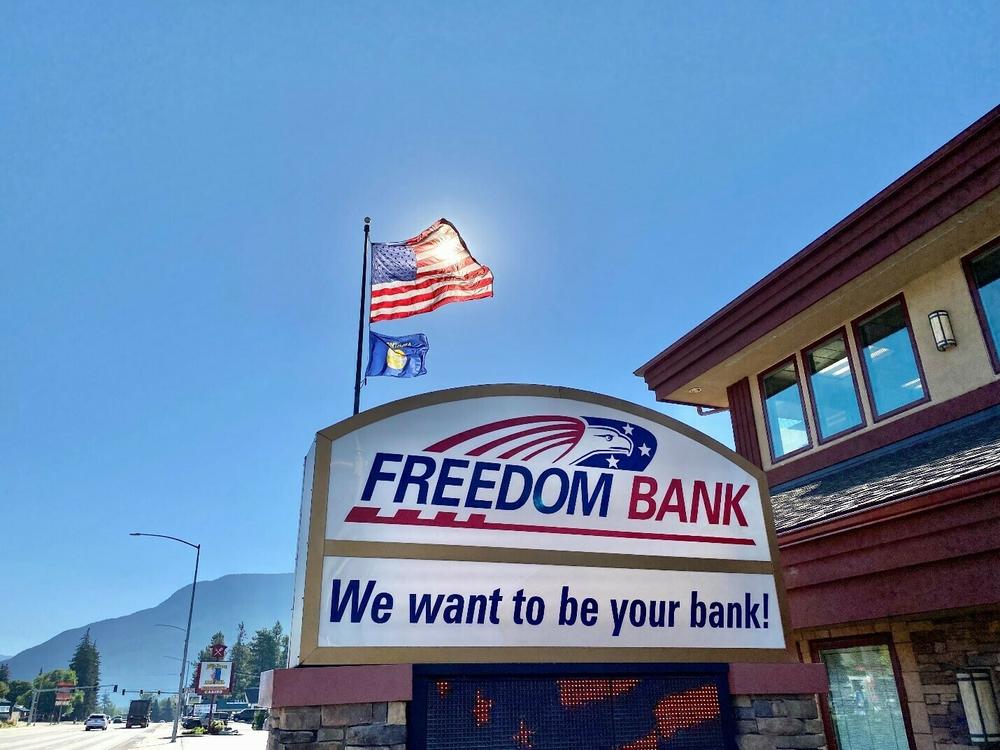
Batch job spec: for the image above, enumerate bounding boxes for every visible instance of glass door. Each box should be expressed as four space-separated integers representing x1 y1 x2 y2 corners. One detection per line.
815 639 912 750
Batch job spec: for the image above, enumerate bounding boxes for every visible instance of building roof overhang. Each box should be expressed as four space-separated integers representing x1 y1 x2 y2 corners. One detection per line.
636 105 1000 407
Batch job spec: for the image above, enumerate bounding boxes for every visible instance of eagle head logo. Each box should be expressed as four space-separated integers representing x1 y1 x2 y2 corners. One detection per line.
425 415 657 471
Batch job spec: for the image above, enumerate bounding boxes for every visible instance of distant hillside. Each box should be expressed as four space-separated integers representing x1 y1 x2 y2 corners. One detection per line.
6 573 293 692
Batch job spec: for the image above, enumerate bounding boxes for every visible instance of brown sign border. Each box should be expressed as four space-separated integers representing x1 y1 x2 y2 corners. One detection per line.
295 384 794 665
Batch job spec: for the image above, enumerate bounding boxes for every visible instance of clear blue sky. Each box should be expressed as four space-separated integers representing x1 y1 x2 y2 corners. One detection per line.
1 1 997 656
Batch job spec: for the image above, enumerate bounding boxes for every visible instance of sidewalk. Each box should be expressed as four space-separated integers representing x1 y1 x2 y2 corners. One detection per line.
134 726 266 749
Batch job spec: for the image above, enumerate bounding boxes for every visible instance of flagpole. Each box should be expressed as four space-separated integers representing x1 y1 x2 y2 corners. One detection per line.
353 217 371 415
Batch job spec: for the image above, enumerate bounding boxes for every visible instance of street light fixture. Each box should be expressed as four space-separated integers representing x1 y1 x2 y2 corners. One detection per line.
155 624 186 632
130 532 200 744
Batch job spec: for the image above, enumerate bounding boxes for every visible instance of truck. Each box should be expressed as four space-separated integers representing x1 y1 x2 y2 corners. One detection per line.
126 699 151 729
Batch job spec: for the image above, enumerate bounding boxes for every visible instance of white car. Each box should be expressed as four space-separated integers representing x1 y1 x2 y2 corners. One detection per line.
84 713 110 730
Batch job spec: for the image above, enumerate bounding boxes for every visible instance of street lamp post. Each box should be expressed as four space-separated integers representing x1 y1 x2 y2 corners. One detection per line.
131 532 200 744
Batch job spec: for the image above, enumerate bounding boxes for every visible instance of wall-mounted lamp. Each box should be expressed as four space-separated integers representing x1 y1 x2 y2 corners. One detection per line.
928 310 957 351
956 670 1000 744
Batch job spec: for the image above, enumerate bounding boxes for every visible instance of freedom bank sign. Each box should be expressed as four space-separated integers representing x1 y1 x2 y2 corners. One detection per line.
289 385 790 666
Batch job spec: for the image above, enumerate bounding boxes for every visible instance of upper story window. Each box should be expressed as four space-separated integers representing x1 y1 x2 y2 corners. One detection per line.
853 297 928 419
803 331 865 441
760 358 810 460
965 241 1000 372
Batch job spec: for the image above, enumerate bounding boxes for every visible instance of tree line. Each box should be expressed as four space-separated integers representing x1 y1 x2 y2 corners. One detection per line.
0 629 104 721
0 620 287 723
190 621 288 699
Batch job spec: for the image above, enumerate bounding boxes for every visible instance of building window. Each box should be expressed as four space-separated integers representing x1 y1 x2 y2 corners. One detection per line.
965 242 1000 372
812 637 913 750
854 297 928 419
803 331 865 441
760 358 810 460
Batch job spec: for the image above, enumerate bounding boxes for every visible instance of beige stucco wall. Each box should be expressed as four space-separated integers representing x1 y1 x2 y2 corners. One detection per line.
752 241 1000 471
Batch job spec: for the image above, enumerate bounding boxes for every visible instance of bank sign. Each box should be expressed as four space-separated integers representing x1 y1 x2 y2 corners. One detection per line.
290 385 790 665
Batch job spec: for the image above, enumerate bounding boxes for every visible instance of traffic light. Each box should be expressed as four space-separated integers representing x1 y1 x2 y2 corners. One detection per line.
121 688 126 695
112 685 118 692
157 691 161 696
139 690 144 696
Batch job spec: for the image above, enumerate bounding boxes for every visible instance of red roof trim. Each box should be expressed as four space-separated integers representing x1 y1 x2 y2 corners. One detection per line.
637 105 1000 399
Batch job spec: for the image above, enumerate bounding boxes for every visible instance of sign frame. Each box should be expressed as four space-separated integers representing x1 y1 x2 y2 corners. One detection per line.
194 661 234 696
290 384 794 666
54 681 75 706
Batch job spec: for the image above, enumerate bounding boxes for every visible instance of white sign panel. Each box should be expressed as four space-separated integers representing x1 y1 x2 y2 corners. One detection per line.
319 556 784 650
196 661 233 695
326 395 769 561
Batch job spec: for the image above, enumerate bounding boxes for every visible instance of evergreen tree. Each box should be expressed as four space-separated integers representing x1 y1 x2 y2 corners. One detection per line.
150 699 162 722
229 622 251 700
98 691 118 716
69 629 101 719
0 663 9 683
8 680 32 707
248 623 280 681
158 697 175 723
279 632 289 669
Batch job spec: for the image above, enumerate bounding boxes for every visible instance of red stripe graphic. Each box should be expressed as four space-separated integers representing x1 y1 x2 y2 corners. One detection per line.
425 415 584 454
343 506 756 546
465 424 579 456
497 431 581 460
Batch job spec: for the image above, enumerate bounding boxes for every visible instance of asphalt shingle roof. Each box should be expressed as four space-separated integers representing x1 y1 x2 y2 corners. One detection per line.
770 405 1000 532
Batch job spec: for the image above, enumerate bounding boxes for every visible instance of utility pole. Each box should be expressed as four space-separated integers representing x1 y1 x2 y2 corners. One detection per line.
130 532 200 743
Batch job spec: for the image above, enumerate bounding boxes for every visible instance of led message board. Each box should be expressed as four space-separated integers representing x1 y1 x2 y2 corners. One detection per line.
289 385 791 665
410 669 730 750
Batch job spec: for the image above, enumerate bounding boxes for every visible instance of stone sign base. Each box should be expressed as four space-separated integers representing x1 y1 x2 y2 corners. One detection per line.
267 701 406 750
260 663 828 750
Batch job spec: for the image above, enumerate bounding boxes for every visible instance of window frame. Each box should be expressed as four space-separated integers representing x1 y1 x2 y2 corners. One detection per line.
800 327 868 444
809 633 916 750
757 354 813 464
962 238 1000 374
850 294 930 423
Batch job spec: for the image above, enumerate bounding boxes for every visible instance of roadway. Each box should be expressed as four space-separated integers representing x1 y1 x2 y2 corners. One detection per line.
0 723 159 750
0 722 266 749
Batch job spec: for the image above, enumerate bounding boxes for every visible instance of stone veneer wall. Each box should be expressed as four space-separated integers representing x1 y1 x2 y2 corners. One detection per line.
267 701 407 750
733 694 826 750
268 694 827 750
795 606 1000 750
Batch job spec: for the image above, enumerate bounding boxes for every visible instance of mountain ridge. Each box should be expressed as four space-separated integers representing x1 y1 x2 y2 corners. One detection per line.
5 572 293 692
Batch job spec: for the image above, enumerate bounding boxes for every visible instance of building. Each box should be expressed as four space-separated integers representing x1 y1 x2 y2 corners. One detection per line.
0 700 27 725
637 106 1000 750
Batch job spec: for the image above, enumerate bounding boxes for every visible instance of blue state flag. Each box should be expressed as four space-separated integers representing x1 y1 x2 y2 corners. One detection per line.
366 331 429 378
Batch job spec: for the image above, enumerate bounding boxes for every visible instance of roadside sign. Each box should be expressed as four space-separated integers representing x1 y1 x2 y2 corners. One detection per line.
289 385 792 666
55 681 75 706
210 643 227 660
195 661 233 696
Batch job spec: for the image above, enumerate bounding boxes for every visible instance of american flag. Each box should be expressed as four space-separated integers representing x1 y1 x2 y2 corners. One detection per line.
370 219 494 323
